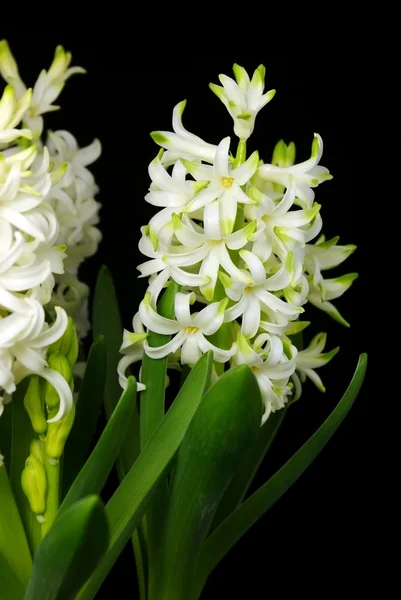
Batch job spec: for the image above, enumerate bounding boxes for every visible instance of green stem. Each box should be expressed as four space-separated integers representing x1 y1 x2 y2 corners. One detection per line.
10 381 42 555
139 282 179 583
233 139 247 168
41 455 60 537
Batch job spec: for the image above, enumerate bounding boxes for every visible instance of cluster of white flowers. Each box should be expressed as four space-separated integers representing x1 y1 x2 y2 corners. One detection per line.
0 41 101 420
118 63 358 423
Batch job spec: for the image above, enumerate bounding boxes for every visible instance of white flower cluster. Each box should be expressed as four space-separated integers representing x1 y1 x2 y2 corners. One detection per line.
0 41 102 341
0 40 101 420
119 64 358 423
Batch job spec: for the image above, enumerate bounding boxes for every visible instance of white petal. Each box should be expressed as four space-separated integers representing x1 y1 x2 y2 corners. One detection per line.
255 289 300 316
224 296 248 322
239 250 266 285
241 295 261 338
144 330 187 359
193 300 225 335
214 137 230 178
137 259 166 277
174 292 195 326
196 333 236 363
139 300 181 335
30 307 68 348
148 155 179 193
203 200 221 239
232 151 259 185
41 369 74 423
199 249 220 301
218 245 251 284
181 336 202 366
185 184 221 213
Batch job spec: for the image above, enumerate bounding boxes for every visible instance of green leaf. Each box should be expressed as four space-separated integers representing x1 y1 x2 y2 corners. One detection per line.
59 378 137 516
211 407 287 530
0 403 12 473
149 365 262 600
92 266 145 599
10 380 41 555
92 266 123 419
0 553 25 600
61 336 107 496
139 281 179 577
191 353 368 598
0 464 32 590
24 496 109 600
77 351 213 600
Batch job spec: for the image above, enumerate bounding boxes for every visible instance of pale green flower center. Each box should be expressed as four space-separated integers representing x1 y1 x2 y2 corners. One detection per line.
185 325 199 334
222 176 234 188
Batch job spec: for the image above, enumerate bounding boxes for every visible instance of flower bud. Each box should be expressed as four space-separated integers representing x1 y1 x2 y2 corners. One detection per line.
21 455 47 515
44 403 75 458
30 439 46 463
47 317 79 367
44 354 73 409
24 375 47 434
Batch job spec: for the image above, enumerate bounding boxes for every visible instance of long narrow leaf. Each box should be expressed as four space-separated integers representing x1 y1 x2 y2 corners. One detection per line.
191 353 368 598
92 265 145 598
211 407 287 530
0 404 12 473
0 553 25 600
149 365 262 600
24 496 109 600
0 464 32 589
77 351 213 600
61 336 107 496
92 266 123 419
59 378 137 516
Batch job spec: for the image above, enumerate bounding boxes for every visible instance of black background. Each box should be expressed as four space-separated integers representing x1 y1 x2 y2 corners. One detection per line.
3 36 375 598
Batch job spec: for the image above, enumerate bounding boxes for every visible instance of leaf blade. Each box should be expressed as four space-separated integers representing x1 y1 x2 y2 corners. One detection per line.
61 336 107 496
24 496 109 600
191 353 368 598
59 378 137 515
77 351 213 600
0 464 32 589
149 365 262 600
211 407 287 530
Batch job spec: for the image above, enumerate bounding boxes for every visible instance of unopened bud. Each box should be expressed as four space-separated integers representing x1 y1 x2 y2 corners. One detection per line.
24 376 47 434
44 403 75 458
48 317 78 367
21 455 47 515
44 354 73 409
30 439 46 463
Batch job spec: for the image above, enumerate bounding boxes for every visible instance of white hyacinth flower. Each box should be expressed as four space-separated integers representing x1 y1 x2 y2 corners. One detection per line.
0 301 72 421
183 136 259 235
305 235 357 327
144 151 209 243
1 39 100 418
0 40 85 138
222 249 300 338
0 85 33 144
168 209 259 301
233 332 297 423
245 179 321 265
151 100 218 166
118 312 148 391
139 291 236 366
257 134 332 205
294 332 339 394
120 61 357 424
210 64 276 140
